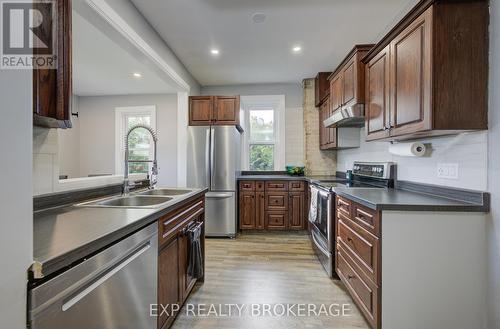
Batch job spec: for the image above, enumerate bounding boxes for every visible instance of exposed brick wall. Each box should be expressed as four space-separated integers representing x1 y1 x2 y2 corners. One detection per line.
303 78 337 176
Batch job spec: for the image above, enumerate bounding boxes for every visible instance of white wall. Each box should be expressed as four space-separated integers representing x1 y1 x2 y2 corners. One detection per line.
0 70 33 327
59 94 178 185
59 96 81 178
488 0 500 328
337 129 488 191
201 83 305 166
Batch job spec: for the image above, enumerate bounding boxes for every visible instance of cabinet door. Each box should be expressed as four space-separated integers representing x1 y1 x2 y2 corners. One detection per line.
365 45 391 141
158 237 180 329
319 102 326 148
189 96 213 125
214 96 240 125
327 97 337 147
330 74 343 112
390 7 432 137
255 192 265 229
33 0 72 129
239 192 256 229
342 58 356 106
289 192 305 230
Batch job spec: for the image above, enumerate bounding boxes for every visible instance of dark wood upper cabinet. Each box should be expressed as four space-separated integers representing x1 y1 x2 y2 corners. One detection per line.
365 46 391 141
328 44 374 115
214 96 240 125
189 96 214 125
329 73 343 112
363 0 489 141
390 8 432 137
315 72 332 107
189 95 240 126
319 97 337 149
33 0 72 129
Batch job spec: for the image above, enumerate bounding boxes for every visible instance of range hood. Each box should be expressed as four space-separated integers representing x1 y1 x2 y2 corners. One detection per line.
323 104 365 128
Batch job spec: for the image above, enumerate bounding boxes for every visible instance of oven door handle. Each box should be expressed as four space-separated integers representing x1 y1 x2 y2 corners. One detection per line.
312 232 331 256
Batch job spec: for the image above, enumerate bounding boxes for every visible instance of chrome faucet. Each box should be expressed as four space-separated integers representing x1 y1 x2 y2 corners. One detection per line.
123 124 158 195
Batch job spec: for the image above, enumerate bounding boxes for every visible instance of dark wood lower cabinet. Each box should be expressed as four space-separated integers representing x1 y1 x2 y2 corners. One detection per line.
158 238 180 329
336 196 380 329
239 192 256 229
255 192 265 229
239 180 307 231
266 211 288 230
158 197 205 329
289 192 306 230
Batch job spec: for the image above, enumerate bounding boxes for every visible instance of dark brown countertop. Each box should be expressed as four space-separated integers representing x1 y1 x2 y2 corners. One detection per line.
33 188 207 278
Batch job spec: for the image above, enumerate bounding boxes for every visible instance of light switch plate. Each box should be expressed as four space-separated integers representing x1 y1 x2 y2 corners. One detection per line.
437 163 459 179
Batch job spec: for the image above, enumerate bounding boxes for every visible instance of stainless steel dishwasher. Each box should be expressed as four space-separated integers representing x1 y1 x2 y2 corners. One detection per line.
28 223 158 329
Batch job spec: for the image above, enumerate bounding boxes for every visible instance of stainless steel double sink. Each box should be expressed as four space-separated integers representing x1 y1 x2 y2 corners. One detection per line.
77 188 194 209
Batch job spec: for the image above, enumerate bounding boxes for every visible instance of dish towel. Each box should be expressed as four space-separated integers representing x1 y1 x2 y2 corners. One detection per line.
187 223 204 279
309 186 319 224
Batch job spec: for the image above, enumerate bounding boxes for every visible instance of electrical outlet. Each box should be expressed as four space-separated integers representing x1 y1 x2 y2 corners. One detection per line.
437 163 459 179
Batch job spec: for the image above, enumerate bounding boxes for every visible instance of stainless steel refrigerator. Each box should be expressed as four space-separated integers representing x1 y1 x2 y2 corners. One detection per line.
187 126 241 237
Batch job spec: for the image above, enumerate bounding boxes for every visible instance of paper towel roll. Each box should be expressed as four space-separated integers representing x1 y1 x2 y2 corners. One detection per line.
388 142 426 157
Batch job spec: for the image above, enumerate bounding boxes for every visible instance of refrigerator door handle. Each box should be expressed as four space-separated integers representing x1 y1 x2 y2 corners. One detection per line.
205 192 233 199
210 127 215 190
205 128 211 188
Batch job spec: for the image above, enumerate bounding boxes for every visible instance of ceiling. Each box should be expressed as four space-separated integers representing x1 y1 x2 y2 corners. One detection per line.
131 0 414 86
72 9 180 96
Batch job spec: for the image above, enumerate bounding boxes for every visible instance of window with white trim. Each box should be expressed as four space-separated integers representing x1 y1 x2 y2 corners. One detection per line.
241 95 285 171
115 106 157 175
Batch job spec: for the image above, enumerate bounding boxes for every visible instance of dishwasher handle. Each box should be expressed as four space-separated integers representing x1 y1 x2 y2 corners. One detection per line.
62 242 151 312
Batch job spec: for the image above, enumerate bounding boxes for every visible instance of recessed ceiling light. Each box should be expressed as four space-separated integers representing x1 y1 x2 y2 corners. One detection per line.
132 72 142 78
211 49 220 55
252 12 267 23
292 46 302 53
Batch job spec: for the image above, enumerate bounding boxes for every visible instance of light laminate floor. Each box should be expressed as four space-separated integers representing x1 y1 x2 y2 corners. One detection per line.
172 232 370 329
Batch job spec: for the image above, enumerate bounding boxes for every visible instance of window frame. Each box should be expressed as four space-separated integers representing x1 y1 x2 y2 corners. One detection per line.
114 105 157 175
241 95 286 171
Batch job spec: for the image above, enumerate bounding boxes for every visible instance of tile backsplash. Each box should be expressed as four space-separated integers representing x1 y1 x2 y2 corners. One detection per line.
337 128 488 191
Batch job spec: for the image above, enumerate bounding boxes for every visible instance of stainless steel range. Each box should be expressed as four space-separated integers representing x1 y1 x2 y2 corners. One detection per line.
308 162 395 278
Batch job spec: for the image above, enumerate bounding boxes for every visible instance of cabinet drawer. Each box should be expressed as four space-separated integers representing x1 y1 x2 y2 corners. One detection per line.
159 199 204 246
265 181 288 191
352 203 380 237
239 180 255 191
266 211 287 230
255 181 265 191
336 196 352 216
265 192 288 211
337 244 379 329
337 214 380 284
288 181 305 191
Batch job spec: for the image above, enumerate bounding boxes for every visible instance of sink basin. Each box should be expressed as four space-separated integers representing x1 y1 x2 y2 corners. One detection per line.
79 195 173 208
138 189 193 196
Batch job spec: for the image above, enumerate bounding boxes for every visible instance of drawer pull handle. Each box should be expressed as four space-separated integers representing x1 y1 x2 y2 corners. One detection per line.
347 237 353 243
347 275 355 280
